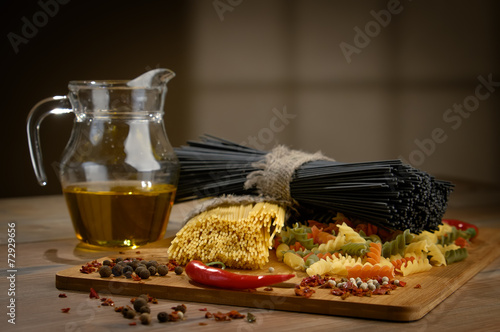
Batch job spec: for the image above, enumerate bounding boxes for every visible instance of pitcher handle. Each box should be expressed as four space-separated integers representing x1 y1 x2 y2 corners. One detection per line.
26 95 72 186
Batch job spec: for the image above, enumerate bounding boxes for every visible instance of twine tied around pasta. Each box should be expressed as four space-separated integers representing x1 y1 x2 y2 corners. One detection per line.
244 145 334 204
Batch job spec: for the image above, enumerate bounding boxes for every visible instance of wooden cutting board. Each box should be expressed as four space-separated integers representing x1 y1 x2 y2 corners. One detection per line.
56 228 500 322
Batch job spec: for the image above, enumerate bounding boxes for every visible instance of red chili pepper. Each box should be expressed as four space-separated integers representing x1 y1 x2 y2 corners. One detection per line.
185 260 295 289
442 219 478 240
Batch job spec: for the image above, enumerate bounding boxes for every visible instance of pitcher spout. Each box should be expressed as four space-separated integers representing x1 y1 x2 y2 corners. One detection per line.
127 68 176 88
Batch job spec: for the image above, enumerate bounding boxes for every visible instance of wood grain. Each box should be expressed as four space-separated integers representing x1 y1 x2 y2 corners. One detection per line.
56 228 500 322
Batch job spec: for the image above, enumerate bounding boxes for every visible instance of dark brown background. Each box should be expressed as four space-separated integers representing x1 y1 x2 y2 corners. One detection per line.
2 0 499 198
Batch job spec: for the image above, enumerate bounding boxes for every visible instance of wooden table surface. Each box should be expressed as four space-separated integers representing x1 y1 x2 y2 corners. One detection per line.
1 183 500 332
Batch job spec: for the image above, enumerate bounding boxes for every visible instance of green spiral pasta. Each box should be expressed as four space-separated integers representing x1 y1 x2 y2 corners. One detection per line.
358 230 382 244
438 226 473 246
382 229 414 258
280 223 315 249
340 242 370 256
445 247 468 265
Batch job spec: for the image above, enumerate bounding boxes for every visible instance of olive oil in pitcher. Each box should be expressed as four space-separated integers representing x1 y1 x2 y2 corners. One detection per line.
63 181 176 247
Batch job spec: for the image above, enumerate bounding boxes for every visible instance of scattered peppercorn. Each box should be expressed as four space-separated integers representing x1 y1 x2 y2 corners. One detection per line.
111 264 123 276
173 304 187 313
157 265 168 276
125 309 136 319
133 298 148 311
148 266 157 276
139 306 151 314
99 266 112 278
247 312 256 323
138 294 149 302
174 266 183 275
135 265 147 274
140 313 152 325
102 259 111 266
139 269 151 279
157 311 169 322
122 265 133 274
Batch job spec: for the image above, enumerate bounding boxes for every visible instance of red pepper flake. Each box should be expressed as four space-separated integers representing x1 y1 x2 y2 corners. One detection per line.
199 322 208 326
89 288 100 299
414 284 422 289
199 308 208 311
167 259 180 271
58 293 67 298
115 306 124 312
300 275 332 287
205 312 213 319
331 288 345 296
132 274 142 281
61 308 70 313
101 298 115 306
213 312 231 321
397 281 407 287
151 298 158 304
129 322 137 326
294 286 315 298
227 310 245 319
79 260 102 274
372 288 391 295
263 287 273 291
136 251 141 254
341 292 350 300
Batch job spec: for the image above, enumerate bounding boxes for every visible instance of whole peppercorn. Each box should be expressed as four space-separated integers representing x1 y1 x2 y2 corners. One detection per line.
122 307 135 319
125 309 136 319
111 264 123 276
135 266 147 275
139 306 151 314
157 311 169 323
140 313 152 325
124 271 132 279
174 266 183 275
138 294 149 301
157 265 168 276
115 257 124 263
99 265 112 278
102 259 111 266
133 298 148 312
174 304 187 313
122 265 133 274
148 266 157 276
121 307 130 317
139 269 150 279
149 260 159 268
130 260 141 270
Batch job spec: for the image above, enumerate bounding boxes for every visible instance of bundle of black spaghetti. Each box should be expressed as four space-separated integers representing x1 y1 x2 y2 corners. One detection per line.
174 135 454 233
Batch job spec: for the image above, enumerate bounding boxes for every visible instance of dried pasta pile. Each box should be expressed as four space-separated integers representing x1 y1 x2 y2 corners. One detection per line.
168 202 286 269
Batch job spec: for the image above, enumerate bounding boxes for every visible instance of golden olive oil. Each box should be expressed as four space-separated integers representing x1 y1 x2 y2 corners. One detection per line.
63 181 176 247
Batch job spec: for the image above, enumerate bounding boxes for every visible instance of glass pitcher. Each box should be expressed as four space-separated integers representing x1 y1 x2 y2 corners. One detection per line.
27 69 179 248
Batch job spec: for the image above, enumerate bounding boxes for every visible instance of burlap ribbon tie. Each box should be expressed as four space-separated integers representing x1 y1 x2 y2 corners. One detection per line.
184 145 333 222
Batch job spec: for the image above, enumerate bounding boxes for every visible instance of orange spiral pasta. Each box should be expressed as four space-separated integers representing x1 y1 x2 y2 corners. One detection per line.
346 263 394 279
391 256 415 270
366 242 382 265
